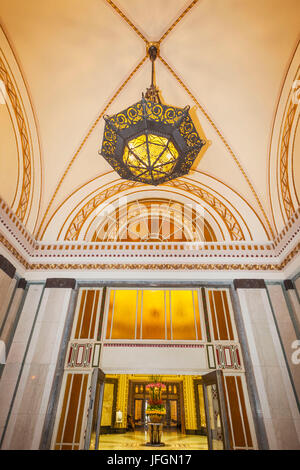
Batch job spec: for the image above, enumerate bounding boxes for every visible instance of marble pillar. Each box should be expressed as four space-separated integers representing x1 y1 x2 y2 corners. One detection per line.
0 278 75 449
234 279 300 450
0 279 27 358
267 283 300 405
0 283 44 444
284 280 300 329
0 255 17 339
294 276 300 301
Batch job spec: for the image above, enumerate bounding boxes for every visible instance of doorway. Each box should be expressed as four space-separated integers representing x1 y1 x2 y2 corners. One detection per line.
85 371 235 450
129 379 183 431
51 286 257 450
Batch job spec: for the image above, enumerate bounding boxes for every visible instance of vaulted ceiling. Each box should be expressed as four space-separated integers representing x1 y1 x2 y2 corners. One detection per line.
0 0 299 243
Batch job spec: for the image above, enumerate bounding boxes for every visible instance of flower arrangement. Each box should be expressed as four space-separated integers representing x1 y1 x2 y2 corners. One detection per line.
145 382 166 416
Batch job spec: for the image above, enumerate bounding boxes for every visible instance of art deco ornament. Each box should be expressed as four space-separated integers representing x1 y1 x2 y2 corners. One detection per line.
100 45 205 186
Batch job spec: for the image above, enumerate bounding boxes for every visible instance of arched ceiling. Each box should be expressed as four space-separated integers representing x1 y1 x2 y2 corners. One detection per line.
0 0 299 243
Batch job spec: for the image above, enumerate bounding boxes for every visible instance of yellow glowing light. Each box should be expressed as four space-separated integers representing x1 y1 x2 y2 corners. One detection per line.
123 134 179 181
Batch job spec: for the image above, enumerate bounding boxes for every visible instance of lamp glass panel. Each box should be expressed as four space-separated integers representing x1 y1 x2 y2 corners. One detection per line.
123 134 179 181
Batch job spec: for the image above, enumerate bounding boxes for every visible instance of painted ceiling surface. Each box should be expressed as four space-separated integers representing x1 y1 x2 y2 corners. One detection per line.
0 0 299 244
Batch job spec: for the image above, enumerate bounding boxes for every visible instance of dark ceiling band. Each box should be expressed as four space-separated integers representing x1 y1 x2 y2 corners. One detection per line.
233 279 266 289
45 278 76 289
0 254 16 279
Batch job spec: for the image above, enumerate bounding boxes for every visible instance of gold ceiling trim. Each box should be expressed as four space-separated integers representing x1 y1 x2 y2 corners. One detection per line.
105 0 149 43
85 190 225 242
267 44 300 235
19 240 300 271
157 0 200 44
0 55 32 224
63 180 245 241
291 113 300 208
279 89 298 221
0 232 30 269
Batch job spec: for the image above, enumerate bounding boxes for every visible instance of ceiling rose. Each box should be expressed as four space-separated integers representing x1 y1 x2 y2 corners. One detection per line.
99 45 205 186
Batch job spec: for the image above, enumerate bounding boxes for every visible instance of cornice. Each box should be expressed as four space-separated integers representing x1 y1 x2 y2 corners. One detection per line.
0 196 299 272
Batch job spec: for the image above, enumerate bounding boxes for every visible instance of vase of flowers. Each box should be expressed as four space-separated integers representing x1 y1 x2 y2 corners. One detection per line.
145 382 166 423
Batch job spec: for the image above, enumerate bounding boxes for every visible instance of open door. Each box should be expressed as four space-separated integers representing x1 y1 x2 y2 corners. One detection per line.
84 368 105 450
202 370 231 450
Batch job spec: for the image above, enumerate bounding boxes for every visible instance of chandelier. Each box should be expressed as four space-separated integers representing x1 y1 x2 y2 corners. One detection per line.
99 45 205 186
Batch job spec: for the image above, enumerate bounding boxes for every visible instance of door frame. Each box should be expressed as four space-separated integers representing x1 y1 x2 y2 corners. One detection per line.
201 369 231 450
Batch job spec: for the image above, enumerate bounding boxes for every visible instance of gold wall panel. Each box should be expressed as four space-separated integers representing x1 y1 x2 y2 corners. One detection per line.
142 290 165 339
101 382 115 427
54 372 89 450
171 290 196 340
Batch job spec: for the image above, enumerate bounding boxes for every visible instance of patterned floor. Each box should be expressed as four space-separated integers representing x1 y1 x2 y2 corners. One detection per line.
94 430 209 450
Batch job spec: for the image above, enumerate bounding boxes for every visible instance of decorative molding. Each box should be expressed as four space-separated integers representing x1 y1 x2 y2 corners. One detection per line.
64 180 245 241
279 90 298 221
0 195 299 272
103 343 205 348
0 56 32 223
215 344 242 370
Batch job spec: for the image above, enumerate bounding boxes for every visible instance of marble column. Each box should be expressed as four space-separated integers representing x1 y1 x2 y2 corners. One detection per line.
284 280 300 329
294 276 300 301
266 283 300 406
0 278 76 450
234 279 300 450
0 255 17 339
0 283 44 445
0 279 27 359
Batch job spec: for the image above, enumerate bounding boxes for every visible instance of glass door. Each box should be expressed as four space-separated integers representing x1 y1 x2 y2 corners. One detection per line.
202 370 230 450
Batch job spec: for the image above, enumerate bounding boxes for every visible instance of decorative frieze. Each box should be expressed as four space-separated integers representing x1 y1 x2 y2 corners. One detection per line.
66 342 101 369
215 344 242 370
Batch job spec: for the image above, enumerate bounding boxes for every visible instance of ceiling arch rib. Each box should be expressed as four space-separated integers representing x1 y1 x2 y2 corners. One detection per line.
40 172 270 242
86 197 219 243
269 43 300 233
83 192 226 242
63 184 245 242
0 27 42 234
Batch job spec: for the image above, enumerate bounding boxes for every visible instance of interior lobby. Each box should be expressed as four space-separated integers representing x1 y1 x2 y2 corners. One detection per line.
0 0 299 451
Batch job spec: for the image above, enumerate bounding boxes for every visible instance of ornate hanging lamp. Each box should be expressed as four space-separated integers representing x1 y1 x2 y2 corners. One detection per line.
99 44 205 186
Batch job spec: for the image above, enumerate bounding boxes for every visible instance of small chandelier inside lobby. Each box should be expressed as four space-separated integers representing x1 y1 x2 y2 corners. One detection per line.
99 45 205 186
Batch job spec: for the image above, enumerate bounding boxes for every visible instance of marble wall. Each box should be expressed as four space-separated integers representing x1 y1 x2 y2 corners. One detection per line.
0 251 299 450
0 256 17 351
0 280 75 449
0 283 44 444
236 282 300 449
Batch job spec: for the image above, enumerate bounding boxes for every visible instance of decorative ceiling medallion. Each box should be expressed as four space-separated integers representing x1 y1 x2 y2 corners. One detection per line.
99 45 205 186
